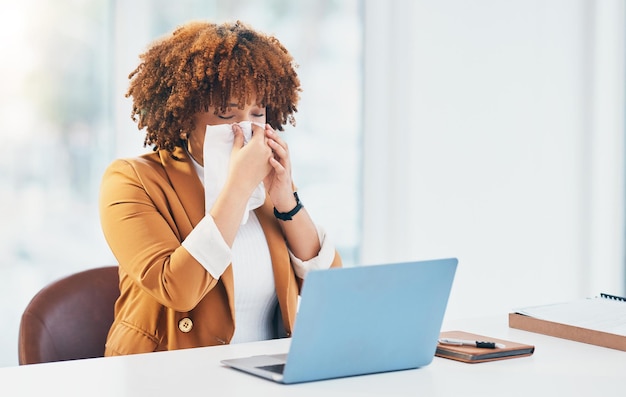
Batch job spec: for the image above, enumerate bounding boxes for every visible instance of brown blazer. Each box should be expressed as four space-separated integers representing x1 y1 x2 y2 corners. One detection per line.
99 147 341 356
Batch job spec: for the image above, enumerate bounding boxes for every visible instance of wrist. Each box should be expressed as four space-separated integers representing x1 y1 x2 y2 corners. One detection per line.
273 192 303 221
273 192 298 213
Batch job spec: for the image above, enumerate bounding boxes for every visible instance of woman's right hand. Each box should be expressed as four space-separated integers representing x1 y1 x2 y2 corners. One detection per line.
209 123 272 246
227 123 273 196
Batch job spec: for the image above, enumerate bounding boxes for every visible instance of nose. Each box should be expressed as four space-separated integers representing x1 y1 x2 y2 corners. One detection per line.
233 115 252 123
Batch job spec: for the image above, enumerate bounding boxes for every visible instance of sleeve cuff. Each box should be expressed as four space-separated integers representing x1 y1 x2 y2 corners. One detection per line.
181 215 232 279
289 224 335 279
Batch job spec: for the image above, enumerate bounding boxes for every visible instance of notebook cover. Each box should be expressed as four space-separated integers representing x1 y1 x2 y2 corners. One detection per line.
436 330 535 363
508 312 626 352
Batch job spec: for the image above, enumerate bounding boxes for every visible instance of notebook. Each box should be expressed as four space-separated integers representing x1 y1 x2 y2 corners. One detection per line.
509 292 626 351
436 331 535 363
220 257 458 384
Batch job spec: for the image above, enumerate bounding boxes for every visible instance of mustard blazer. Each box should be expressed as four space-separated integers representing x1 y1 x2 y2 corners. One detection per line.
99 147 342 356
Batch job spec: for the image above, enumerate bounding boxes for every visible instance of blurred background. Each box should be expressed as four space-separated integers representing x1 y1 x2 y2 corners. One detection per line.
1 0 625 367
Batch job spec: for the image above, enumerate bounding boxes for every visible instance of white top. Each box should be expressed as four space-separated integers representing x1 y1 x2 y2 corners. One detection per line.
229 212 276 343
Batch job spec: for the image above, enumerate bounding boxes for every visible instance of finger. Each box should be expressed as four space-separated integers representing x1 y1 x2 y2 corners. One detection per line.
268 138 288 161
231 124 245 150
250 123 266 142
269 156 286 175
265 125 287 147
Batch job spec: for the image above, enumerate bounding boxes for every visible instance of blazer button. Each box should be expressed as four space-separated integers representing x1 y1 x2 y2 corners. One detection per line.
178 317 193 333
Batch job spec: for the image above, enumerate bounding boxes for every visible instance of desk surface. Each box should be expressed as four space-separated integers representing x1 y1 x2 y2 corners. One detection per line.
2 315 625 396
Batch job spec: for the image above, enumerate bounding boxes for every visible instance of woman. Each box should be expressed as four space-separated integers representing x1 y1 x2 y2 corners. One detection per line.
99 20 342 356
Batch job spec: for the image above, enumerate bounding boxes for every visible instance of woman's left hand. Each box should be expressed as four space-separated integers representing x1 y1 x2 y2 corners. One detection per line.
263 124 297 211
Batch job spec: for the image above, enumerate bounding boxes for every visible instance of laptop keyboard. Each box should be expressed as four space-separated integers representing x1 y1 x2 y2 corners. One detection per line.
257 363 285 374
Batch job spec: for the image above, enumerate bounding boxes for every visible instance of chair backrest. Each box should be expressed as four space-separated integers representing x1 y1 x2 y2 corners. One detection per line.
18 266 120 365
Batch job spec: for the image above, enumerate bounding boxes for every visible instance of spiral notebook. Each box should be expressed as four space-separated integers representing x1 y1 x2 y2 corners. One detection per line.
509 292 626 351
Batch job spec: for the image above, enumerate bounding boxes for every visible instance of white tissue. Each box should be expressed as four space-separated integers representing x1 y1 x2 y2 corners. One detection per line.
203 121 266 224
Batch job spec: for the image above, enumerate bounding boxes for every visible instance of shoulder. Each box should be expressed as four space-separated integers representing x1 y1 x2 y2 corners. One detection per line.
103 150 179 182
106 151 161 172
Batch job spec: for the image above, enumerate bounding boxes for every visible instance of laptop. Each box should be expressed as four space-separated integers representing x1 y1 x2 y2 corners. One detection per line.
220 257 458 384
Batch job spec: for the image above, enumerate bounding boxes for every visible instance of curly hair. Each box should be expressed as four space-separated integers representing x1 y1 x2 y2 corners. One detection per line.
126 20 301 153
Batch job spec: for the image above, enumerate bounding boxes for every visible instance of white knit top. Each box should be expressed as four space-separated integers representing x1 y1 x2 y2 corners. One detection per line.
229 212 277 343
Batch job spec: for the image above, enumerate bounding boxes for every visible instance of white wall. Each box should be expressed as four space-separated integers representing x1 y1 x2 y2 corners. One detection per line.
362 0 625 320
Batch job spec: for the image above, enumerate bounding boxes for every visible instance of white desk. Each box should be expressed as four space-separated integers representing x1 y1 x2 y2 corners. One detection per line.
2 316 624 396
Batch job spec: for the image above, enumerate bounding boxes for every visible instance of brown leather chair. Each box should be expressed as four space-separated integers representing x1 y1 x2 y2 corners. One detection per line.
18 266 120 365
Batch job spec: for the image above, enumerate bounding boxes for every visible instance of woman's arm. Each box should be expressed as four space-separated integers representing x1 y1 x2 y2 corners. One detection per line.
99 157 225 312
263 125 323 261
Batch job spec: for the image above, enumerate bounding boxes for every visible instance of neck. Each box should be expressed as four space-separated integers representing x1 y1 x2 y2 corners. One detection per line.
186 139 204 166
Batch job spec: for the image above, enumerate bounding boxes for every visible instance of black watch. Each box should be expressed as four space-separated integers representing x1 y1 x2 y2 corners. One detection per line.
273 192 303 221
